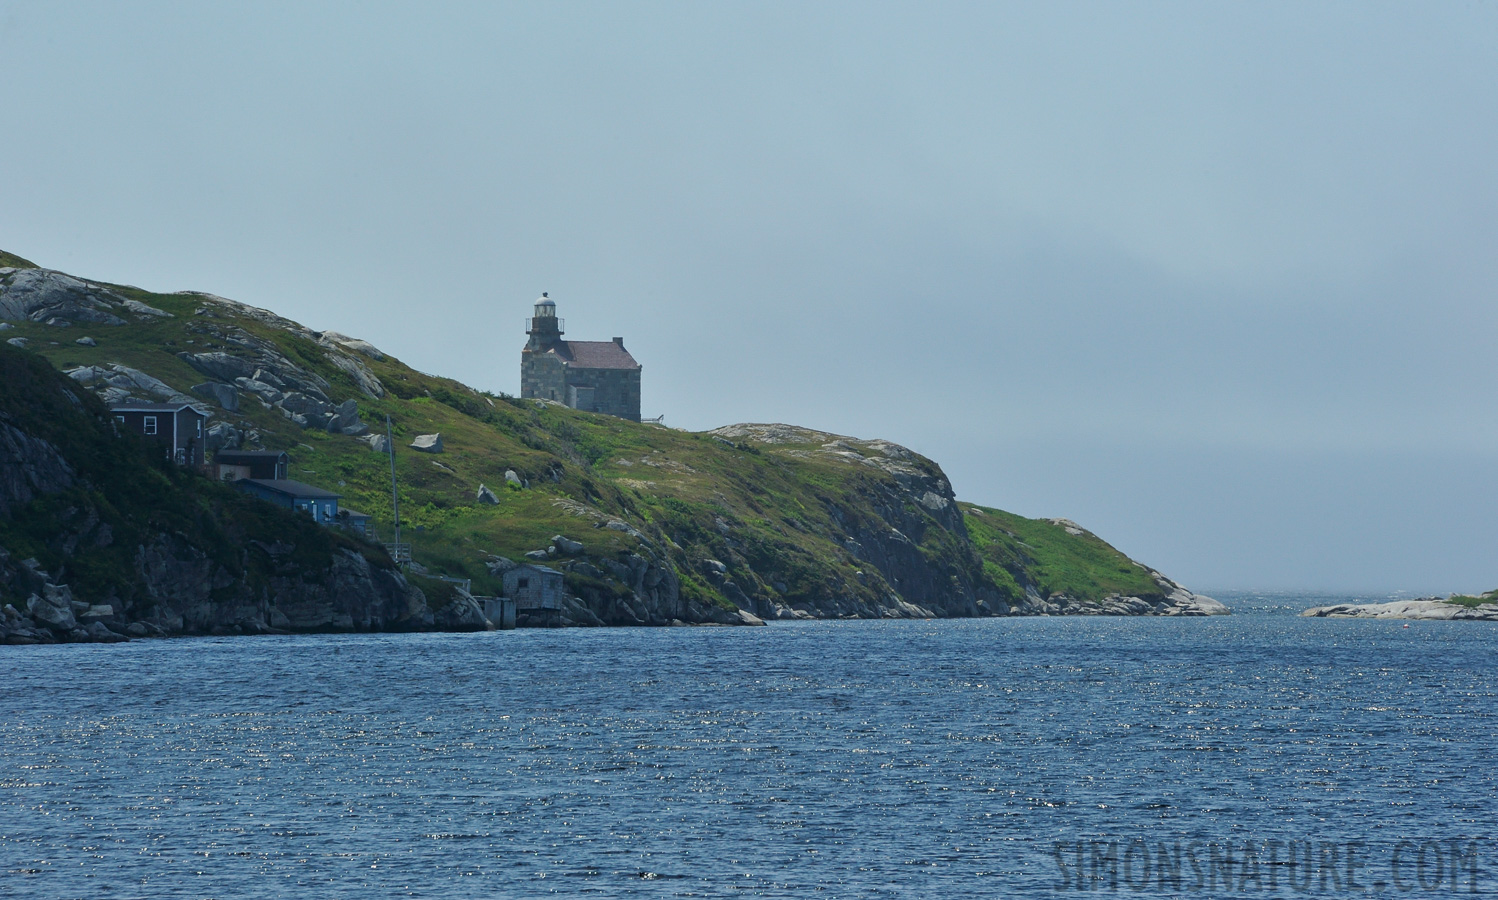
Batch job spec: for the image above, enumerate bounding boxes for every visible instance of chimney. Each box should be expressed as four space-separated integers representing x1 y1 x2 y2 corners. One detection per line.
613 337 625 347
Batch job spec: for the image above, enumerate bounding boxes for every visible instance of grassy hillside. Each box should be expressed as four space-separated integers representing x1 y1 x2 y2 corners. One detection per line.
1 251 1215 618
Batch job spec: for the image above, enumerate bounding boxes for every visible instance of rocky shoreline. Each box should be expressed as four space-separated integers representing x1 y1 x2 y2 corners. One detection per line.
1301 598 1498 621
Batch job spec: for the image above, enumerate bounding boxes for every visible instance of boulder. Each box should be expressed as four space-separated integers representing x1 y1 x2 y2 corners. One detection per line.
26 590 76 632
504 468 523 487
432 591 488 631
366 433 391 453
6 337 28 348
84 621 128 642
179 350 259 383
476 484 500 505
75 336 97 346
205 421 241 452
233 377 283 402
409 433 443 454
325 398 356 430
191 382 240 412
484 556 518 576
278 392 334 420
524 549 550 561
551 535 585 555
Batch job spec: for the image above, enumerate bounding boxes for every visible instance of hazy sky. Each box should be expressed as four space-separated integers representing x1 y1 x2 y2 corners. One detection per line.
3 2 1495 593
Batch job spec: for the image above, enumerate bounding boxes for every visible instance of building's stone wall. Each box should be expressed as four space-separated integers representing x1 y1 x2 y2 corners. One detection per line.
521 352 568 403
570 367 640 421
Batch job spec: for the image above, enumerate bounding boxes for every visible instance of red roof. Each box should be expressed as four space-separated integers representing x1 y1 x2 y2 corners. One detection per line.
553 340 639 370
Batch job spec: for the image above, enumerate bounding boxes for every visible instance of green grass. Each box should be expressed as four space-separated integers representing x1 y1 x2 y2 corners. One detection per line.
961 504 1163 604
0 250 36 268
1446 592 1498 608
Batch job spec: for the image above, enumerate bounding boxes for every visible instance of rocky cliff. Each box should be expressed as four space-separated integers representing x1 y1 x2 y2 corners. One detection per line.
1 251 1225 637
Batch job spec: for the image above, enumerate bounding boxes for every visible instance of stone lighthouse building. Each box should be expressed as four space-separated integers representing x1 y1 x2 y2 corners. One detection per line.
520 294 642 421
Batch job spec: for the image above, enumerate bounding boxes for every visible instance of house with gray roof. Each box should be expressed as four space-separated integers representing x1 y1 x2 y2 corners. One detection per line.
520 294 641 421
109 401 208 468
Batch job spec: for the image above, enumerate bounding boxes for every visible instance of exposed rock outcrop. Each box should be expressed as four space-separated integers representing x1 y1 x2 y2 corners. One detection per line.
0 268 129 326
1301 599 1498 620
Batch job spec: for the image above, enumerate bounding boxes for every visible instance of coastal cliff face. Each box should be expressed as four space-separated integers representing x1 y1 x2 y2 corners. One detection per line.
1 251 1225 638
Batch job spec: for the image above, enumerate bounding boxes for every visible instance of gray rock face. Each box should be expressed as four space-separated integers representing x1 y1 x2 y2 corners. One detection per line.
69 364 198 406
191 381 240 411
476 484 499 505
0 268 129 326
122 299 172 318
319 331 386 361
323 351 385 398
204 421 241 453
409 433 443 453
0 420 76 517
129 533 430 635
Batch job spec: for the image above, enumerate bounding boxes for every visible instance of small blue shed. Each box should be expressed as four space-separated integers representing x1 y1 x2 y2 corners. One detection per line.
233 478 341 524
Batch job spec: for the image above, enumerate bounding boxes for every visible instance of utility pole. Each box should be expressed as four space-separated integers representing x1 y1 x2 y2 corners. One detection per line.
385 414 402 565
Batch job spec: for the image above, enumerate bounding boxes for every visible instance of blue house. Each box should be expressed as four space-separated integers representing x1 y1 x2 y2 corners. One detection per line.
233 478 340 524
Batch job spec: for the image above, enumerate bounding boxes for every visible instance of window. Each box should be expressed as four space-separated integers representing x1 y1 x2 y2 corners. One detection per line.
114 415 125 424
517 577 530 589
196 418 202 437
144 416 157 435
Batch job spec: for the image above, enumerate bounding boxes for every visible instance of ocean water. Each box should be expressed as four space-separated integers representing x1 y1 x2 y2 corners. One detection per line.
1 593 1494 898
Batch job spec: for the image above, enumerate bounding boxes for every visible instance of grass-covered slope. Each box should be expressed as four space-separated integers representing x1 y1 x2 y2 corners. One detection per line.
0 251 1224 621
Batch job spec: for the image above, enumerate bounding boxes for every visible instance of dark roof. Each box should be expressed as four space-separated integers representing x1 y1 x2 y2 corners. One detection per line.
554 340 639 370
214 450 289 462
338 508 371 519
109 402 205 414
237 478 341 500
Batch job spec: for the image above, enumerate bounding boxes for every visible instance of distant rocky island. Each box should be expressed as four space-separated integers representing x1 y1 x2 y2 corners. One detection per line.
0 249 1225 643
1302 593 1498 621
